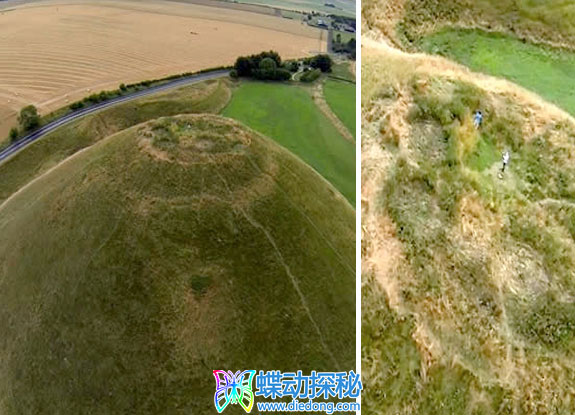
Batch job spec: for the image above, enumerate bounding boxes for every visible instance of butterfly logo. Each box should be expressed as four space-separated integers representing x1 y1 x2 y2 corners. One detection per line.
213 370 256 413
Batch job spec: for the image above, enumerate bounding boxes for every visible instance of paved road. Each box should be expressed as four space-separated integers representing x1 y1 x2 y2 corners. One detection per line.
0 69 229 164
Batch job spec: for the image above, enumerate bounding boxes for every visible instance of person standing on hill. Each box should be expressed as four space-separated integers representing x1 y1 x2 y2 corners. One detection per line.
473 110 483 129
501 150 510 173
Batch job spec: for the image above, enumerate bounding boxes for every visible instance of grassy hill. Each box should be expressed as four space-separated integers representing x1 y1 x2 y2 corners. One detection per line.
0 114 355 414
362 36 575 414
364 0 575 49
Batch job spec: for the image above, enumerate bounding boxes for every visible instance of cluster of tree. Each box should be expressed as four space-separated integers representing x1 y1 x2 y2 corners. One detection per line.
9 105 40 142
333 35 356 59
231 51 292 81
70 89 121 110
328 14 356 30
303 54 333 73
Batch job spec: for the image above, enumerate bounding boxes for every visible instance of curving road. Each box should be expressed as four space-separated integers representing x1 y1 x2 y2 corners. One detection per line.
0 69 229 164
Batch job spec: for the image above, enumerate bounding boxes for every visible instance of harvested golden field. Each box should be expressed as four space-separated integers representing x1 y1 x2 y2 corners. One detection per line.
0 0 325 139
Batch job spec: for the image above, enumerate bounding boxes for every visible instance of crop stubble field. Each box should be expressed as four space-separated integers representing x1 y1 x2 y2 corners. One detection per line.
0 0 326 139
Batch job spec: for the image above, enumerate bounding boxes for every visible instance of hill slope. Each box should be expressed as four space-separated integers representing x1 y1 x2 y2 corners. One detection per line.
0 114 355 414
364 0 575 49
362 36 575 414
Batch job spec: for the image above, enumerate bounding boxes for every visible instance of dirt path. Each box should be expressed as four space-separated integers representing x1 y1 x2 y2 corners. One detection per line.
312 82 355 142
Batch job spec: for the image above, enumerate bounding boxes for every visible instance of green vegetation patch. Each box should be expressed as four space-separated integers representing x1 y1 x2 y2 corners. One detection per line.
420 28 575 116
466 134 499 172
510 293 575 348
323 79 356 136
362 273 513 414
223 82 355 203
300 68 322 83
189 275 213 296
330 62 355 82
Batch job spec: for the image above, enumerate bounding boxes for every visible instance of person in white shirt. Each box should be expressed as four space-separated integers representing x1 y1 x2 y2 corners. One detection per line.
501 150 510 173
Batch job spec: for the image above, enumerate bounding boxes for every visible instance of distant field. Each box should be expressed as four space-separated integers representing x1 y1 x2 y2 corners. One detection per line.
421 28 575 116
223 82 355 203
323 79 355 136
280 9 304 20
334 30 356 44
239 0 355 17
0 0 325 141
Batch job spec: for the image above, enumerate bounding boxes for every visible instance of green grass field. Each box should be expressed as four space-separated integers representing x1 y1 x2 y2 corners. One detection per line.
280 9 304 19
420 28 575 116
223 82 355 203
323 79 355 137
0 80 230 205
330 62 355 81
334 30 355 44
0 114 355 414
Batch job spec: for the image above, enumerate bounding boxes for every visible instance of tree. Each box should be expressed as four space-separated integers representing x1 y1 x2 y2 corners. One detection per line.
235 56 252 77
9 127 19 142
287 61 299 72
310 54 333 72
336 33 341 44
274 68 292 81
229 69 238 79
234 51 287 81
18 105 40 132
259 57 277 79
